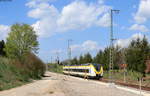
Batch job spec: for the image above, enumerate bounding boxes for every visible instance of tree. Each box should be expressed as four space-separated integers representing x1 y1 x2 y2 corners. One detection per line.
125 36 150 74
83 53 93 63
113 46 122 69
101 47 110 70
0 40 5 56
79 55 84 64
71 57 78 65
93 50 103 64
5 23 39 59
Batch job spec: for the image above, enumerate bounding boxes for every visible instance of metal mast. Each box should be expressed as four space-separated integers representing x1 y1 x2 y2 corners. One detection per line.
109 9 120 83
51 56 53 64
67 39 72 75
68 39 72 65
55 51 60 64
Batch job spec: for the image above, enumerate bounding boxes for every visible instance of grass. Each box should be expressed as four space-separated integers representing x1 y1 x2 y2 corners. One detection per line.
0 57 28 91
0 53 46 91
48 63 63 73
103 70 150 87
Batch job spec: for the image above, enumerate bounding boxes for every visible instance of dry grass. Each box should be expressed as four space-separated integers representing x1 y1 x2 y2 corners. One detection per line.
0 53 46 91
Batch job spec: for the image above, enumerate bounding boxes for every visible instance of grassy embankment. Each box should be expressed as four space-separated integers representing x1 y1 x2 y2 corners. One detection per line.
0 53 46 91
103 70 150 87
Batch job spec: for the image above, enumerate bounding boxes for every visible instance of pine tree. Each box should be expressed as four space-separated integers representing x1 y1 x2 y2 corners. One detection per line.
93 50 103 64
79 55 84 64
83 53 92 63
71 57 78 65
0 40 5 56
125 36 150 74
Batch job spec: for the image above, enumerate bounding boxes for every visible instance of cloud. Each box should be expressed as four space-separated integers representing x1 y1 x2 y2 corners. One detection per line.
26 0 56 8
134 0 150 24
96 13 110 27
68 40 102 57
26 0 111 38
98 0 105 4
71 40 101 52
0 25 10 40
115 33 145 48
51 49 63 54
27 2 59 37
57 1 111 31
129 24 149 32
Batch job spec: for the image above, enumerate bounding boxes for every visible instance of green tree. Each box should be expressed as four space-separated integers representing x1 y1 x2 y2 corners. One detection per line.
0 40 5 56
71 57 78 65
79 55 84 64
93 50 103 64
83 53 93 63
113 46 122 69
5 24 39 59
101 47 110 70
94 47 123 70
125 36 150 74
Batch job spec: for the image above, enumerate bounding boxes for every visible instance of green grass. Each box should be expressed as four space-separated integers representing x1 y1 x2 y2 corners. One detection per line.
103 70 150 86
0 57 29 91
48 64 63 73
0 54 46 91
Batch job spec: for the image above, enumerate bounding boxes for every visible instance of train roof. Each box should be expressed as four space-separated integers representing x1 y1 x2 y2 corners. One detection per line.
64 63 103 66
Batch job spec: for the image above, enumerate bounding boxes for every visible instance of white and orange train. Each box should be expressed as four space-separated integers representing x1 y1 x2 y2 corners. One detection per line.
63 63 103 79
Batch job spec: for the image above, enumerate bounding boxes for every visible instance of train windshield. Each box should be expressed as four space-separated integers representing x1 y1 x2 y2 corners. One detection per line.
92 64 101 71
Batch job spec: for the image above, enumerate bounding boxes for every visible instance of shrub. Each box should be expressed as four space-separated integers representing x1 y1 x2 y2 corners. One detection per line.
48 63 63 73
0 53 46 90
21 52 46 79
0 57 27 90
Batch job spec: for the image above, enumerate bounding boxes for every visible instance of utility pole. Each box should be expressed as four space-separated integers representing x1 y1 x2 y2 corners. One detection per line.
51 56 53 64
68 39 72 65
109 9 120 84
68 39 72 75
55 51 60 65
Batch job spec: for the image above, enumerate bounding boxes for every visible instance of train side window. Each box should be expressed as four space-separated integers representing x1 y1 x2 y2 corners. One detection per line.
65 68 89 73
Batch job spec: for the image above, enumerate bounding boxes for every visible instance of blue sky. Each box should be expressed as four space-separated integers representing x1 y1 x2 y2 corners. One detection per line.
0 0 149 63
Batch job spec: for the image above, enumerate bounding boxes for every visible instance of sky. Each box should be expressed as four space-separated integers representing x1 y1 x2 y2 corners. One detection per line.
0 0 150 63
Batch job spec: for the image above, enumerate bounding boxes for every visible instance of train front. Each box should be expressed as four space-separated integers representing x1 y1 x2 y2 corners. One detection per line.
92 64 103 79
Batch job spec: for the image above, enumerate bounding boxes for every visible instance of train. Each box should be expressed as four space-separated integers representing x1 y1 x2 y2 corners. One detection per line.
63 63 103 79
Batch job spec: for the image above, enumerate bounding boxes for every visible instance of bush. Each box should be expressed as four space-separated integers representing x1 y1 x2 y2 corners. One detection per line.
0 53 46 91
21 52 46 79
0 57 27 90
48 63 63 73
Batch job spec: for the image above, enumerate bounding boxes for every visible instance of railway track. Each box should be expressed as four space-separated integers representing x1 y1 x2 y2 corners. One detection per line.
65 74 150 91
100 79 150 91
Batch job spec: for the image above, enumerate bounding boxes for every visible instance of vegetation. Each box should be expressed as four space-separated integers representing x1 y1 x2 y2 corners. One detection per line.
0 57 29 90
125 36 150 74
63 37 150 86
0 23 46 91
0 40 5 56
48 63 63 73
103 70 150 87
68 36 150 75
5 24 39 59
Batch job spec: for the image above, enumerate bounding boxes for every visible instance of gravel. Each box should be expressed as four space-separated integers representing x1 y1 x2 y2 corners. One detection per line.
0 72 149 96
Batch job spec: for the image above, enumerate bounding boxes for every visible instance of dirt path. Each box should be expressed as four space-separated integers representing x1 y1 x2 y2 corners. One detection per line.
0 72 149 96
0 72 65 96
